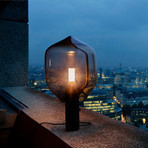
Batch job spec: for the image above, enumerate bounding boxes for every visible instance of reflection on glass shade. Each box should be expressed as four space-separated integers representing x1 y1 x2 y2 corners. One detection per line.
45 36 97 102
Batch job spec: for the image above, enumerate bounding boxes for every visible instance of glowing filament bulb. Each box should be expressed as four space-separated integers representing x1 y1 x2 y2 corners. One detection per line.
68 68 75 82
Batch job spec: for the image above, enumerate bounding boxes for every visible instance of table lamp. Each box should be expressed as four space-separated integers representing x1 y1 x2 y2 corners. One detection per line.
45 36 97 131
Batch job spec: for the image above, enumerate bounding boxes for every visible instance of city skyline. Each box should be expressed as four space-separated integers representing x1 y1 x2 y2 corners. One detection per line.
29 64 148 130
29 0 148 67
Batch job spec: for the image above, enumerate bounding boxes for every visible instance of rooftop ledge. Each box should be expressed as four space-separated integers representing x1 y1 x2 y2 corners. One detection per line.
2 86 148 148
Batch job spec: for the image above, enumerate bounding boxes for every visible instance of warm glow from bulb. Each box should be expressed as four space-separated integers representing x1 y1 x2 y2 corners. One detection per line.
142 118 146 124
67 51 76 56
68 68 75 82
68 51 75 54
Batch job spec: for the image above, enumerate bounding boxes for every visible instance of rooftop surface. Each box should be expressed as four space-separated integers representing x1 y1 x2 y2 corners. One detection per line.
2 86 148 148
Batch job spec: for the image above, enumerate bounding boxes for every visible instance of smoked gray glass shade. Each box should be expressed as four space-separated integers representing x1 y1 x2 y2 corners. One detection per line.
45 36 97 102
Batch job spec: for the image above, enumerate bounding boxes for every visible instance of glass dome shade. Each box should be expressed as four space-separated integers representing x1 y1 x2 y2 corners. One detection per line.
45 36 97 102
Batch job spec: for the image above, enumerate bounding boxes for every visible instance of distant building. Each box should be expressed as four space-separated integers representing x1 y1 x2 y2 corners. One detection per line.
81 89 122 120
114 63 125 85
131 108 148 129
116 87 148 106
106 88 114 99
115 87 127 105
97 67 114 86
29 65 47 91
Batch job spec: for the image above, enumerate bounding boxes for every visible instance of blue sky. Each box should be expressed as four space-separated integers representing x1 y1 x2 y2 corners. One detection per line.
29 0 148 67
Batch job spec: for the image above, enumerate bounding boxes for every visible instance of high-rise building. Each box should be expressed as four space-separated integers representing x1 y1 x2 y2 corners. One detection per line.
81 88 122 120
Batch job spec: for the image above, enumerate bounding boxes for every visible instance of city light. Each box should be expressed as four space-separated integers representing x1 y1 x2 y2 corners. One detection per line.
34 82 37 85
142 118 146 124
29 62 148 130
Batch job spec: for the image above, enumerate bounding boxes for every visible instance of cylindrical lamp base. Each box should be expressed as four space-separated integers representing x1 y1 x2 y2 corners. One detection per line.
65 83 79 131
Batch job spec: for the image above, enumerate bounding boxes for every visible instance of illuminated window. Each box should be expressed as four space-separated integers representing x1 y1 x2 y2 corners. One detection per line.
93 101 100 103
88 96 95 99
84 104 90 106
94 104 101 106
88 104 97 107
110 110 115 113
110 108 115 110
85 107 96 109
102 108 110 111
84 101 92 104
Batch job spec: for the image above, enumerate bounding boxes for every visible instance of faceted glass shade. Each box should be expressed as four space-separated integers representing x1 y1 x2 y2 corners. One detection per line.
45 36 97 102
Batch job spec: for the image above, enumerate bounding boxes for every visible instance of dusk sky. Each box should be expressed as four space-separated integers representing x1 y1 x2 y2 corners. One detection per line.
29 0 148 67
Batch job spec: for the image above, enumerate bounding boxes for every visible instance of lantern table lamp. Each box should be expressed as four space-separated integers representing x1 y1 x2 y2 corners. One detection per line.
45 36 97 131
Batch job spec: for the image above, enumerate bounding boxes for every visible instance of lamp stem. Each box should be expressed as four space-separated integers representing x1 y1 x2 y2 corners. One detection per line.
65 84 79 131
